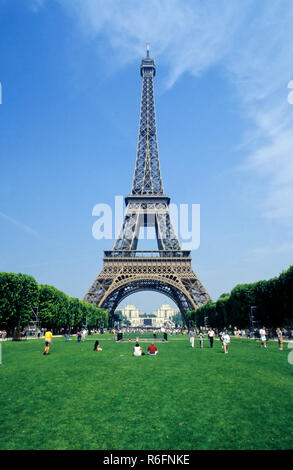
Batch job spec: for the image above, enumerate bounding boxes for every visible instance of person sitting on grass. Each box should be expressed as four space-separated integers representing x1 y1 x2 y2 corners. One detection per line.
147 342 158 355
93 340 102 351
43 329 52 355
133 342 145 356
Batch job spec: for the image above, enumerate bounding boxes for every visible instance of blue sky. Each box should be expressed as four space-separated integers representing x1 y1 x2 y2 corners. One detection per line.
1 0 293 313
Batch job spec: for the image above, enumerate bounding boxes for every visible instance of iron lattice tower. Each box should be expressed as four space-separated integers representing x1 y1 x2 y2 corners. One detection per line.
84 47 212 316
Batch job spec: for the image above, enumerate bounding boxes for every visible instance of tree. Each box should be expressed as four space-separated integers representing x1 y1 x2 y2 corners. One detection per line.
215 296 229 329
69 297 82 329
226 284 257 328
172 312 183 327
219 293 230 299
0 272 39 331
279 266 293 320
38 284 69 332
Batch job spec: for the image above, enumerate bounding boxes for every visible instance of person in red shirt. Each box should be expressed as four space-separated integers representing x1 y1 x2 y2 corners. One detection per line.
147 342 158 356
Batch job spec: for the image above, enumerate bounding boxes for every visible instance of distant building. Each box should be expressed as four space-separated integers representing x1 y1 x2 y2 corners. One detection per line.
151 304 179 328
118 304 180 328
119 305 145 327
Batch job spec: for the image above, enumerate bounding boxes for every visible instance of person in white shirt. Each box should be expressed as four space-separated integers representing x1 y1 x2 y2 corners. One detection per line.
189 329 195 348
219 331 224 348
223 332 230 354
133 343 144 356
82 328 87 342
208 328 215 348
198 332 204 348
259 327 267 348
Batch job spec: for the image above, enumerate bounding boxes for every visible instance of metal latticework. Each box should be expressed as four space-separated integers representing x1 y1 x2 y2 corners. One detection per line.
84 252 211 316
113 197 181 252
131 49 163 195
84 47 212 317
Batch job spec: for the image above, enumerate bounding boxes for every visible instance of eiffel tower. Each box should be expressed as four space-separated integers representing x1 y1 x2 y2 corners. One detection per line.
84 46 212 316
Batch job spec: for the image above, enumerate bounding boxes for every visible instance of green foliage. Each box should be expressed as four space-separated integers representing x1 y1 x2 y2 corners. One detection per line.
172 312 183 326
195 265 293 328
69 297 83 328
84 301 108 329
226 283 256 328
0 272 39 330
219 292 229 299
215 295 229 328
0 272 109 331
278 266 293 326
1 265 292 331
186 305 208 328
39 284 70 330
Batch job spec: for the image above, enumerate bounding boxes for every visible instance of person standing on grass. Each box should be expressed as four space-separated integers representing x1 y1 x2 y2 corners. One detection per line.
189 329 195 348
65 328 70 341
198 332 204 348
208 327 215 348
82 328 87 342
77 330 82 343
276 328 283 350
219 331 224 348
223 331 230 354
259 326 267 348
43 329 53 355
1 330 7 341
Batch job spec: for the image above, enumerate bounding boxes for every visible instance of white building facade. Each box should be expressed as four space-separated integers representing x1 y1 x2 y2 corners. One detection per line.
118 304 180 328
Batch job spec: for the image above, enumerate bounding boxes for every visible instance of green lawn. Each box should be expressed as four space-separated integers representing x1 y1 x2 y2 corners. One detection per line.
0 334 292 450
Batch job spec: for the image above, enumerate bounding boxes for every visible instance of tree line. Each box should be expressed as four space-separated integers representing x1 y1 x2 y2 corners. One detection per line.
186 265 293 329
0 272 108 334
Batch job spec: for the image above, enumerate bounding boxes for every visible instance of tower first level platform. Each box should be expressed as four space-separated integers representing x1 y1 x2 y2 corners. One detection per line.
84 250 211 316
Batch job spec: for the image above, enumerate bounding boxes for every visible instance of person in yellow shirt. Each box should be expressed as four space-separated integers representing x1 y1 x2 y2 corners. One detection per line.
44 330 53 355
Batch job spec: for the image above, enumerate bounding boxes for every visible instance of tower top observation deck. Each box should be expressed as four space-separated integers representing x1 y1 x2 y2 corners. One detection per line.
140 43 156 77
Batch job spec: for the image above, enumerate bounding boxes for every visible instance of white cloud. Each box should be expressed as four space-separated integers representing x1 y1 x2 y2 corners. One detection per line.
240 101 293 226
31 0 293 229
0 211 40 237
59 0 252 83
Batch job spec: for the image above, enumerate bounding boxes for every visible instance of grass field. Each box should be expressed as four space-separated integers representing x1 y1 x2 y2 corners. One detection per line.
0 334 292 450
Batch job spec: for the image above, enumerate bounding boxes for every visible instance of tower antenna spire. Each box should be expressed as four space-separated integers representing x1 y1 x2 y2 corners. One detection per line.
146 43 150 58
